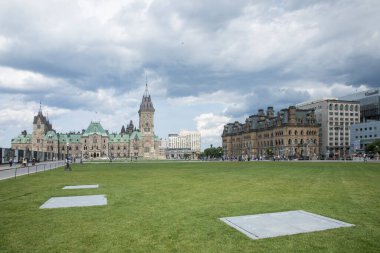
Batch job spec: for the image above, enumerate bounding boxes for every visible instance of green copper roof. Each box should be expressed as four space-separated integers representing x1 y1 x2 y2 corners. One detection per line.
82 122 108 137
130 131 142 140
44 130 58 140
58 134 81 143
11 134 32 144
109 134 130 143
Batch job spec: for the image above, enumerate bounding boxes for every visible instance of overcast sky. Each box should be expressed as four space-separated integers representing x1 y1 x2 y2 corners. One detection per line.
0 0 379 149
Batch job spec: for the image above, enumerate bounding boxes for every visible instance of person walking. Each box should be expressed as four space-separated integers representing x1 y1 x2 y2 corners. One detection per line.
65 157 72 171
9 158 13 167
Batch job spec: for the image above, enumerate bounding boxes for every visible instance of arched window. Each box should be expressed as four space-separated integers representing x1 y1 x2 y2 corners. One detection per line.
295 130 298 135
289 130 292 135
335 104 338 110
350 105 353 111
340 104 343 110
300 139 304 144
329 104 333 110
294 139 298 145
288 139 292 145
355 105 358 111
300 130 304 135
345 104 348 111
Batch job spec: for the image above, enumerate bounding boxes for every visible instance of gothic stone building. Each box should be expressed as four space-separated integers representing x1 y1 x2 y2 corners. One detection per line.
222 106 321 159
11 87 161 161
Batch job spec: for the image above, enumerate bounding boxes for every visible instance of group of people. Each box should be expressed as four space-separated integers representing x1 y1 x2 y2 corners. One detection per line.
8 157 36 167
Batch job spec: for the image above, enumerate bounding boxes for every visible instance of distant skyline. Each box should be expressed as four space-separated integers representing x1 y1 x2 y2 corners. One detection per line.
0 0 379 149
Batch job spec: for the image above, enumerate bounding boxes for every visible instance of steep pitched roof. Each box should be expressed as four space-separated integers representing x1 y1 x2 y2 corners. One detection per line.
44 130 58 140
138 83 155 113
109 134 130 143
11 134 32 144
58 134 82 144
82 122 108 137
130 131 142 140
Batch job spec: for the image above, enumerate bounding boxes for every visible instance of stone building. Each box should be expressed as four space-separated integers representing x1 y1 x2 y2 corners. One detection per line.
11 85 161 161
222 106 320 160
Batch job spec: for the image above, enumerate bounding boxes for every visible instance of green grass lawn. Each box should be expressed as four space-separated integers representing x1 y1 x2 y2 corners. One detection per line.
0 162 379 253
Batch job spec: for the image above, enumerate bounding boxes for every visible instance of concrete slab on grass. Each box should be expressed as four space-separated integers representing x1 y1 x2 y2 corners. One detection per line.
40 195 107 209
62 184 99 189
220 210 354 240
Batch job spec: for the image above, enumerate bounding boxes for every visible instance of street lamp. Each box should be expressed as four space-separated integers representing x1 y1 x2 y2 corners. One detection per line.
65 142 71 171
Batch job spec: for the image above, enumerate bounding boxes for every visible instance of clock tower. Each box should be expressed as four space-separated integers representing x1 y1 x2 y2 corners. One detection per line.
138 83 156 158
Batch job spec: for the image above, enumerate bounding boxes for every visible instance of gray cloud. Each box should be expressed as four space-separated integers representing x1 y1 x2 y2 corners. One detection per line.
0 0 379 148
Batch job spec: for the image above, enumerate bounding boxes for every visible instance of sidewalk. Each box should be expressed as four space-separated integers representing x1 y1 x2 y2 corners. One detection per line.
0 161 65 181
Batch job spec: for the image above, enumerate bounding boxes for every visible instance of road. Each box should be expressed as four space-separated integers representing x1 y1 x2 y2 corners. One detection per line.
0 161 65 181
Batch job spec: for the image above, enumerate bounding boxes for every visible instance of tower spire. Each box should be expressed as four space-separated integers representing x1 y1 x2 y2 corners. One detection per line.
144 74 149 97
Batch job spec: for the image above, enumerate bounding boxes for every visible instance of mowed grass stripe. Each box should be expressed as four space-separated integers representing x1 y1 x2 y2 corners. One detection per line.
0 162 379 253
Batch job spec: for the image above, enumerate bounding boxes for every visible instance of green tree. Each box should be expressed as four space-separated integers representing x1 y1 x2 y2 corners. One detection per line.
203 146 223 158
366 140 380 154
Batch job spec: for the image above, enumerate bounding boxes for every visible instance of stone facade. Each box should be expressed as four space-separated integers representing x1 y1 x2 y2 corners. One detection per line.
222 106 320 160
11 86 161 161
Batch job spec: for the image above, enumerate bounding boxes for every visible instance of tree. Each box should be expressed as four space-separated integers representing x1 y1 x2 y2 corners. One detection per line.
366 140 380 154
203 146 223 159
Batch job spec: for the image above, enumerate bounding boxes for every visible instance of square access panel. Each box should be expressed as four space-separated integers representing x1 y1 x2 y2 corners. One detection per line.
40 195 107 209
62 184 99 189
220 210 354 240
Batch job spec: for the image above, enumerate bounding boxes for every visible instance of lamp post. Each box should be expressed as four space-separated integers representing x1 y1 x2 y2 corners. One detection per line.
65 142 71 171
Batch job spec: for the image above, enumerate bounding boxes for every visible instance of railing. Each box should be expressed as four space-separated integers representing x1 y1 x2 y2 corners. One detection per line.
0 161 66 180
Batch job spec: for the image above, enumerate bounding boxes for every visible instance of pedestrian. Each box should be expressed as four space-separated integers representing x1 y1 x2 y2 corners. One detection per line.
9 158 13 167
363 153 367 163
65 157 72 171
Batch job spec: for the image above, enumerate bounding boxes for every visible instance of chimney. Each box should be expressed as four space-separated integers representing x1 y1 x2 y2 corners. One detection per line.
288 106 297 125
267 106 274 118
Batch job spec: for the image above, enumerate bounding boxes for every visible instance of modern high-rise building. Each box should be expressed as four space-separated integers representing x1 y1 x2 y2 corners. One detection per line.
339 88 380 122
166 131 201 159
297 99 360 159
350 121 380 152
168 131 201 152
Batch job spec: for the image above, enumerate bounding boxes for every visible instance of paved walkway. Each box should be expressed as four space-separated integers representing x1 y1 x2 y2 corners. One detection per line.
0 161 65 181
